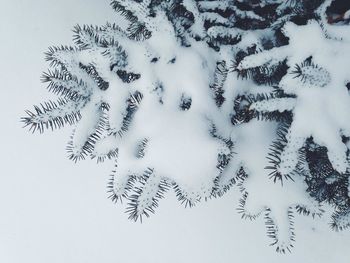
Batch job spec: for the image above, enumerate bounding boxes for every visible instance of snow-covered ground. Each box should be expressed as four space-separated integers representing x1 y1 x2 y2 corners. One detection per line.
1 0 350 262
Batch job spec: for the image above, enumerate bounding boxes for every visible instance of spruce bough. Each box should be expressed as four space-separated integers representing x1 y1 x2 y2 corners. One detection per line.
23 0 350 253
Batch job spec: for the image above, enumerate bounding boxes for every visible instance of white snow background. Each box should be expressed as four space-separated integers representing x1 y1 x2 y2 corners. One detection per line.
1 0 350 262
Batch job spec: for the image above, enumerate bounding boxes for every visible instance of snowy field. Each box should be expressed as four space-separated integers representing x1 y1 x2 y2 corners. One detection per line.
1 0 350 262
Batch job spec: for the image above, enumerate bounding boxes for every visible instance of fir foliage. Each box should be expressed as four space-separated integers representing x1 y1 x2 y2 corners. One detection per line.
23 0 350 253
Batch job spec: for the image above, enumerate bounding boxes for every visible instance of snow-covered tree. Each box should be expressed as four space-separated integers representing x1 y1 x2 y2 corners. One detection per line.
23 0 350 253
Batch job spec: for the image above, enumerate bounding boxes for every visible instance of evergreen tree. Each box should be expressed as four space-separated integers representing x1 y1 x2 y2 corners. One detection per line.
23 0 350 253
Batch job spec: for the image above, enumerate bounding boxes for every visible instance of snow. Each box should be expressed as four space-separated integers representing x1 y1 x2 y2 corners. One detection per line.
345 10 350 20
2 0 350 262
238 20 350 176
232 120 322 252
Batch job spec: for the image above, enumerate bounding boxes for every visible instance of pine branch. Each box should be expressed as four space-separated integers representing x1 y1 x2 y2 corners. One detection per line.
126 169 170 222
210 60 228 107
265 122 292 183
291 57 331 88
108 164 136 204
66 104 106 162
22 99 82 133
264 208 295 254
42 70 89 100
331 208 350 231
